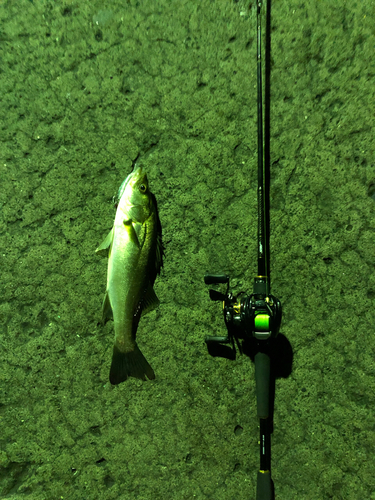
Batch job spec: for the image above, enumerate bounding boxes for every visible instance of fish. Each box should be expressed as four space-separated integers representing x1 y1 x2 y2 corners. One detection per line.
96 163 164 385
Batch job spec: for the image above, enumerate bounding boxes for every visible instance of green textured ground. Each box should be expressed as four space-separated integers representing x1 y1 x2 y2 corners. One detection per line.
1 0 375 499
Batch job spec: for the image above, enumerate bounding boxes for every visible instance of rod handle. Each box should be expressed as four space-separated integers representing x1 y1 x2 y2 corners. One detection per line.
256 470 274 500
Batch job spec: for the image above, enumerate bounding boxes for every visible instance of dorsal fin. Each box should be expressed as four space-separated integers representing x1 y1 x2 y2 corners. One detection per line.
140 284 160 316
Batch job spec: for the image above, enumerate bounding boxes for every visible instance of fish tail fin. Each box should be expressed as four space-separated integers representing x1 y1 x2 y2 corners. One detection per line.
109 344 155 385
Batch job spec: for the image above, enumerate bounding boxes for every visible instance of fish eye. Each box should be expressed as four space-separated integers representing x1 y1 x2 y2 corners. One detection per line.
139 183 147 193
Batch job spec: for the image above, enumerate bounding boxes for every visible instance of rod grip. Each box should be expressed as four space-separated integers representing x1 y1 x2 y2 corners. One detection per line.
255 351 270 418
256 470 274 500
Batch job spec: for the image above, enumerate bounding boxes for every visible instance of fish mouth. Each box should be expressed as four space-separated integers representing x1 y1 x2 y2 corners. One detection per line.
129 165 144 186
115 165 144 204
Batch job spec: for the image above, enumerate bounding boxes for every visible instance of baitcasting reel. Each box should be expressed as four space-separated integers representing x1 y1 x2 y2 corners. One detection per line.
204 274 282 351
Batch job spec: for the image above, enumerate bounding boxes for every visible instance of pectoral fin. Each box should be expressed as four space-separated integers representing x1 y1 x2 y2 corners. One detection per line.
123 219 140 248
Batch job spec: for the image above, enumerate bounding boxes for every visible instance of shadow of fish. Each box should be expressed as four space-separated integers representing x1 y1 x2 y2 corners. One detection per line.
96 164 164 384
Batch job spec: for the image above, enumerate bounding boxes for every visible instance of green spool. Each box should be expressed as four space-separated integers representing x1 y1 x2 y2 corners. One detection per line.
255 313 270 331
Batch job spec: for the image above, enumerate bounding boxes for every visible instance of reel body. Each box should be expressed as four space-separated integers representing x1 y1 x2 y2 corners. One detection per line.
205 274 282 349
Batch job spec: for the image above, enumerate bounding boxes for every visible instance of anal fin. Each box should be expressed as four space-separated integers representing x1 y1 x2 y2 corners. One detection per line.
101 292 113 323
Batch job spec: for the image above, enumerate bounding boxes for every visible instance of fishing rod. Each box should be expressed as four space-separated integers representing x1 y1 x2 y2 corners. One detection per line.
203 2 282 498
